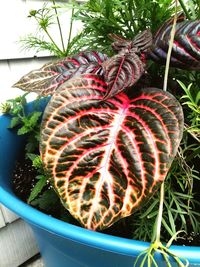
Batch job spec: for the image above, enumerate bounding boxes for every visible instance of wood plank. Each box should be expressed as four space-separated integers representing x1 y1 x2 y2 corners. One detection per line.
0 219 39 267
0 1 83 60
0 0 49 59
0 205 19 224
0 208 6 229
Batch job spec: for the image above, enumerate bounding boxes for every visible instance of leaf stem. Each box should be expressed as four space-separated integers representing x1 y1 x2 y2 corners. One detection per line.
163 1 178 92
65 1 75 56
44 28 64 56
52 0 65 52
155 182 164 243
154 0 178 244
151 182 165 243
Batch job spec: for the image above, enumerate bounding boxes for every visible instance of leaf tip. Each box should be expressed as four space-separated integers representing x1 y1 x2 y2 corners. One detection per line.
12 81 19 88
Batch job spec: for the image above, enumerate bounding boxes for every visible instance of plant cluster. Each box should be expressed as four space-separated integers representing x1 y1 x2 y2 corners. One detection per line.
1 1 200 266
0 93 42 152
20 0 200 57
9 8 200 232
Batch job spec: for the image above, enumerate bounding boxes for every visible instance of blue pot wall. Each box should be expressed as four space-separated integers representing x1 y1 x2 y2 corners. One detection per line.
0 101 200 267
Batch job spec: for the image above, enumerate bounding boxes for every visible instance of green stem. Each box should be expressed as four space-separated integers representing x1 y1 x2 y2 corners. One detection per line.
152 0 179 244
65 1 75 56
178 0 191 20
35 17 63 56
163 1 178 92
152 182 165 243
44 28 64 55
52 0 65 52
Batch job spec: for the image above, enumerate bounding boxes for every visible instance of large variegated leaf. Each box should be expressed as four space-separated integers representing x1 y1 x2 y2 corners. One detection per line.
102 52 145 100
13 51 108 96
149 17 200 70
40 74 183 231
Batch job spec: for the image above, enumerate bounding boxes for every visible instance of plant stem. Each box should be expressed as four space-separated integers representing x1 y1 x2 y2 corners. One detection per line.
52 0 65 52
65 1 75 56
44 28 64 56
153 0 178 244
163 1 178 92
178 0 191 19
35 17 63 56
155 182 165 243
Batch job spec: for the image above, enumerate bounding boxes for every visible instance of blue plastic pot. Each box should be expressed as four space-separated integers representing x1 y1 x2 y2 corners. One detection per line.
0 101 200 267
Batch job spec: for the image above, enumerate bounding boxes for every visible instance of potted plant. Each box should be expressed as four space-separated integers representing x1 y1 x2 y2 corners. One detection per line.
0 1 200 266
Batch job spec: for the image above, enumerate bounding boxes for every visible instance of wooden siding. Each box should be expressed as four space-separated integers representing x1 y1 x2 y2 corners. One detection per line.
0 0 82 60
0 0 82 265
0 220 39 267
0 56 52 267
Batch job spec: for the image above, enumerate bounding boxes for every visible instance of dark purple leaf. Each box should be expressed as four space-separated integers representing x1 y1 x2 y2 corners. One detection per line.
40 74 184 231
108 33 132 52
109 30 152 54
131 29 153 53
102 52 145 100
149 17 200 70
12 51 108 96
152 14 185 45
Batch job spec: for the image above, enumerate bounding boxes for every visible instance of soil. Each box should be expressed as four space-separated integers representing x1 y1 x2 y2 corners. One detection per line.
13 160 37 202
12 157 200 246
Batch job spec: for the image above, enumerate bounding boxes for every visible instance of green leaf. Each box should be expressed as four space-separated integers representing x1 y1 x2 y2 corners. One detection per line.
140 199 159 219
167 209 176 235
0 102 12 114
170 208 187 215
147 210 159 219
28 175 47 203
26 153 43 170
174 192 193 199
35 131 41 141
17 112 42 135
162 217 174 237
30 188 59 210
35 174 45 180
28 111 42 127
195 91 200 104
186 147 200 161
26 153 38 161
17 125 30 135
8 117 21 129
